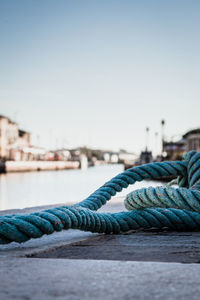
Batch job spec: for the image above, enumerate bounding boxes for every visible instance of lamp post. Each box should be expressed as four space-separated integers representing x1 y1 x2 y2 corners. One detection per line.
155 132 158 157
146 127 149 151
161 119 165 154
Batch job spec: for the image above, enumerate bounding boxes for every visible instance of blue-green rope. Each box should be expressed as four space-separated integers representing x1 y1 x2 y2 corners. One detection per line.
1 150 200 244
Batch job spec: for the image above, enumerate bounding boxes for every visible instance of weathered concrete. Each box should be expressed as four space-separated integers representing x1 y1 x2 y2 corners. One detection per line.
31 231 200 263
1 198 200 299
1 258 200 300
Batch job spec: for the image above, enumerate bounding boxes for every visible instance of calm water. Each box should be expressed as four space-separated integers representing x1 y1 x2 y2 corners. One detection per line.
0 164 163 211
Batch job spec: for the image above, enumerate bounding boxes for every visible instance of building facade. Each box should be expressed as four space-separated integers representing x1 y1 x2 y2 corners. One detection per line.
183 129 200 152
163 140 185 160
0 115 31 160
163 128 200 160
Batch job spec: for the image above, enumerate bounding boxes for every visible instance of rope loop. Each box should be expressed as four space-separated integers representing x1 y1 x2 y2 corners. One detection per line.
1 151 200 244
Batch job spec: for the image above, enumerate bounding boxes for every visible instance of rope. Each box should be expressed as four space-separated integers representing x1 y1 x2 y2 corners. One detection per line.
1 150 200 244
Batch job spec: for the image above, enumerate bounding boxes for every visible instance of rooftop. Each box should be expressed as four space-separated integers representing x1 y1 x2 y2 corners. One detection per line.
183 128 200 138
0 114 17 125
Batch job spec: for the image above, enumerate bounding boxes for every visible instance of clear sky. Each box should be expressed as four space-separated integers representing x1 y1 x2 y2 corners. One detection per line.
0 0 200 154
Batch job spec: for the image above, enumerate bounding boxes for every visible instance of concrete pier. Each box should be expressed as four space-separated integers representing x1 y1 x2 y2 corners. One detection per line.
0 160 80 173
1 198 200 299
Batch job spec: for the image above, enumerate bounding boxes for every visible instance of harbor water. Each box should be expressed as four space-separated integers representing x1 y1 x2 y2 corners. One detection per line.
0 164 163 211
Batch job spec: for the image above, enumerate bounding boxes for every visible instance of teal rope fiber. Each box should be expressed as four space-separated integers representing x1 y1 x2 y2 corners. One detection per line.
1 150 200 244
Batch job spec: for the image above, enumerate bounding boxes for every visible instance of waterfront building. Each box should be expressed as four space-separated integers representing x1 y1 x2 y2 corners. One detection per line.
183 129 200 152
52 149 71 161
163 128 200 160
0 115 18 158
103 150 137 164
0 115 31 160
163 140 185 161
103 152 119 163
118 151 137 163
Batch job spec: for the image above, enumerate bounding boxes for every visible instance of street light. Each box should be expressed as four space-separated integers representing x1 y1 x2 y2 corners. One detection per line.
161 119 165 154
146 127 149 151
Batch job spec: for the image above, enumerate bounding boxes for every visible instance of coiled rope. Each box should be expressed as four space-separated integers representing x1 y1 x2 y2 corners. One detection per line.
1 150 200 244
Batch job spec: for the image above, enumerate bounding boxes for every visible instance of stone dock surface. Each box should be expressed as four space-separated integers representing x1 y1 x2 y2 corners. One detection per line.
1 198 200 300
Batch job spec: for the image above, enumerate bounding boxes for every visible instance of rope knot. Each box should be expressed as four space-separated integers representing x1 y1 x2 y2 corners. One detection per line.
125 151 200 212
